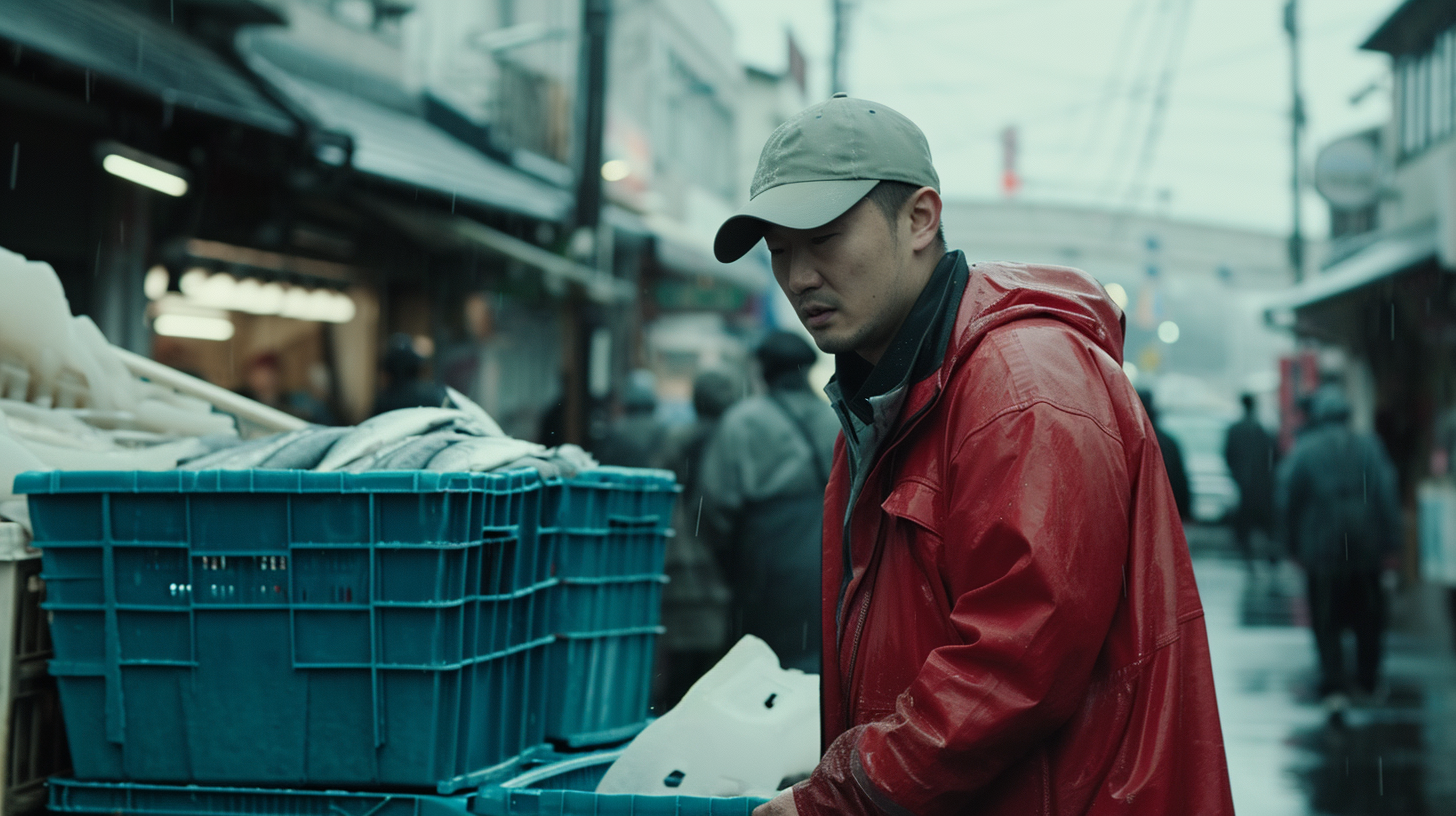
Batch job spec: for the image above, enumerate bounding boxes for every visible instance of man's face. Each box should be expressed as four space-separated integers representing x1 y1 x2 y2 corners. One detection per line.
765 198 919 364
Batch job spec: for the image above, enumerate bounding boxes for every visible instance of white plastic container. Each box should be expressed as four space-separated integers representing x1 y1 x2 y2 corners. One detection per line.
595 635 819 798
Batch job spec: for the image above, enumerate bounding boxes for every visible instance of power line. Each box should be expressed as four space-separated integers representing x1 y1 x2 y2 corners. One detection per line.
1118 0 1195 207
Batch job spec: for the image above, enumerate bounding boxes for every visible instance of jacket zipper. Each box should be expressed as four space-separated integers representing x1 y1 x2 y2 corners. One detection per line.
843 583 875 726
837 391 942 727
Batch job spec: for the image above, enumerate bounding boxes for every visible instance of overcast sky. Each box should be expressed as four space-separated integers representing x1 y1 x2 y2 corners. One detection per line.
717 0 1397 239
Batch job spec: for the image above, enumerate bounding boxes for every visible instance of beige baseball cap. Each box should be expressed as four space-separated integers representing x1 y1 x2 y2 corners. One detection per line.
714 93 939 263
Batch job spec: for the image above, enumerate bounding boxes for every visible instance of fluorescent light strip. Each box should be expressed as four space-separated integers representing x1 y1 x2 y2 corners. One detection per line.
154 314 234 341
102 154 188 197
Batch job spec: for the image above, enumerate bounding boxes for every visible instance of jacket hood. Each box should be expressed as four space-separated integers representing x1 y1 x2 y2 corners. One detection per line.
948 261 1126 368
1309 385 1351 425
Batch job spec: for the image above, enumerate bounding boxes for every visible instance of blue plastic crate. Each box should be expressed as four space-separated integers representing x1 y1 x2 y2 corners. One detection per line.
550 575 666 633
473 748 770 815
17 469 554 793
49 777 474 816
543 524 669 580
542 469 679 535
544 626 661 748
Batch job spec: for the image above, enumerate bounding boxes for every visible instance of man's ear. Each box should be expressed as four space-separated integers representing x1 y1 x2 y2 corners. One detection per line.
906 187 942 253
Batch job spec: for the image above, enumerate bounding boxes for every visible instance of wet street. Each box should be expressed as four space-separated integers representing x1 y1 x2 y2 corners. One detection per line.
1187 525 1456 815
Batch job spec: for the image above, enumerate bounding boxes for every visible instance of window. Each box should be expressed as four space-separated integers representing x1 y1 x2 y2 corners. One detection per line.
1397 26 1456 160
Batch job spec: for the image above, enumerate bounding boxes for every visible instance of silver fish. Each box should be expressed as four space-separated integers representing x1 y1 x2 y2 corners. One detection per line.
315 407 463 472
336 433 425 473
256 426 351 470
445 386 505 437
426 436 545 473
180 428 311 470
373 432 467 470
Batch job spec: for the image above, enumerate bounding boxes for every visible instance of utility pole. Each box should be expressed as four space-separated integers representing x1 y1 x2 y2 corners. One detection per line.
573 0 610 236
830 0 852 94
563 0 611 446
1284 0 1305 283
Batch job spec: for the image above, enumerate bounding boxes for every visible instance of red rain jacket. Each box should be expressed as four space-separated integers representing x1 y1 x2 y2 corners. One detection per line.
793 261 1234 815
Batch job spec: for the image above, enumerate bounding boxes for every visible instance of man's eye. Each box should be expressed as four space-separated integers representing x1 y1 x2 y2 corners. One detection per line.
811 234 837 245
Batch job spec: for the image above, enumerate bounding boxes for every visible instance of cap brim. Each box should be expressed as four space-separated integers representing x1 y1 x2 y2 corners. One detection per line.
713 178 879 263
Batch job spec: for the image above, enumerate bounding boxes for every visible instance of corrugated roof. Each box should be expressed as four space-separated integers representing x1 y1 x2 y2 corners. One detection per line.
246 54 572 224
1362 0 1456 56
0 0 296 134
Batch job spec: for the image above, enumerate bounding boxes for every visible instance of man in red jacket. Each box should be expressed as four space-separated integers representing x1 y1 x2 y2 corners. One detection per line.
714 94 1234 816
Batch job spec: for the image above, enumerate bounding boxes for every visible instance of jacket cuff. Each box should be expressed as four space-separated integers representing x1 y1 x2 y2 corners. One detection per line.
792 725 907 816
851 747 918 816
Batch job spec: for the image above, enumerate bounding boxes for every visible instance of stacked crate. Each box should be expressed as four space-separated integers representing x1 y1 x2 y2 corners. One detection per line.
18 466 683 815
0 522 69 816
538 468 677 748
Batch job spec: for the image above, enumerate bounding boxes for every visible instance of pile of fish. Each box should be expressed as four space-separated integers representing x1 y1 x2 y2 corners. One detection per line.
181 394 596 479
0 244 598 536
1 245 239 529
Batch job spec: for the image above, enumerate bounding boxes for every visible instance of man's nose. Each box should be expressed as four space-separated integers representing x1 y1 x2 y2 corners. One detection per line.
784 252 822 294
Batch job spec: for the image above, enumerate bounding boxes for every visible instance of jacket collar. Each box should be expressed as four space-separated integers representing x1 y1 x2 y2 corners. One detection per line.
827 250 969 428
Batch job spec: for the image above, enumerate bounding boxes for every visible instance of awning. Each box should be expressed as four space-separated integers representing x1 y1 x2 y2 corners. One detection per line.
0 0 296 134
1264 226 1439 317
246 56 571 224
643 213 771 292
365 198 633 304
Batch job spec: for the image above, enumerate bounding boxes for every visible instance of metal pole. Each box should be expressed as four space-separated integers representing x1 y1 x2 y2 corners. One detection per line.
1285 0 1305 283
573 0 610 234
564 0 611 446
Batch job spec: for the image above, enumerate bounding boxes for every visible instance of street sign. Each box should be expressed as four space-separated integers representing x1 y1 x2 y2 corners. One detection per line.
1313 131 1381 210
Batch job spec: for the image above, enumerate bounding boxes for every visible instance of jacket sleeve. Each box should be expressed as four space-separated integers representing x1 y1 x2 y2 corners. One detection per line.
794 401 1132 816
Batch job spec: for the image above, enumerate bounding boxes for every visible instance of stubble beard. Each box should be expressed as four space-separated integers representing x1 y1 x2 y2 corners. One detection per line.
802 316 880 358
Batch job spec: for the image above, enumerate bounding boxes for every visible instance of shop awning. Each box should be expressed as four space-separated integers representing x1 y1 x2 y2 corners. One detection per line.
0 0 296 135
246 56 571 224
643 213 771 292
364 198 633 304
1264 227 1439 316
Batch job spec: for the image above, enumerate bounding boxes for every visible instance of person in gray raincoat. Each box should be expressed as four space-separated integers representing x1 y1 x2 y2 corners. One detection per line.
1277 384 1402 704
697 331 838 672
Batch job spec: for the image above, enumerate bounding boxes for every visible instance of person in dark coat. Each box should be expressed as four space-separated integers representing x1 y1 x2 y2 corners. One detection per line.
372 334 447 416
1277 385 1402 706
1225 393 1279 566
592 378 666 469
653 370 738 707
698 331 837 672
1139 389 1192 521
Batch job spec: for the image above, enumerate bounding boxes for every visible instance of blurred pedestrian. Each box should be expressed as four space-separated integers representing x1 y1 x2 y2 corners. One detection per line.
1139 388 1192 521
592 374 666 469
698 331 836 673
653 370 738 708
237 352 286 412
1277 385 1402 710
239 352 334 424
1225 393 1278 567
715 94 1232 815
372 333 447 416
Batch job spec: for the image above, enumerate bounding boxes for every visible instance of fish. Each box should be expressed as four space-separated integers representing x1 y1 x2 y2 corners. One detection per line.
497 455 564 479
314 407 464 472
336 433 425 473
256 425 351 470
199 427 318 470
445 386 505 437
179 430 294 470
426 436 545 473
373 432 467 471
547 443 598 475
